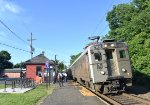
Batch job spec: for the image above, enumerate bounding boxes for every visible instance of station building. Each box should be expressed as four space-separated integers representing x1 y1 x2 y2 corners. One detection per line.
25 52 55 84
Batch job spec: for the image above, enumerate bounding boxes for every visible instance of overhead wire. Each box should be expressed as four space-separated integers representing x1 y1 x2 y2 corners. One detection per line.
0 19 29 46
91 0 114 36
99 0 132 35
0 42 30 53
98 0 115 36
99 25 109 35
99 0 132 34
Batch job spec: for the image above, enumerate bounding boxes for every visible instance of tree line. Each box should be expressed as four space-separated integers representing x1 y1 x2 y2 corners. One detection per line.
106 0 150 84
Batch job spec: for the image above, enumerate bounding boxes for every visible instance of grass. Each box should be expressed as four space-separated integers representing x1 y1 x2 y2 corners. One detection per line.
0 84 54 105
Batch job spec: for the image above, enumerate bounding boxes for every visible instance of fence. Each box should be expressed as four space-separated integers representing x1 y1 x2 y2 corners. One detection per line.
0 78 35 92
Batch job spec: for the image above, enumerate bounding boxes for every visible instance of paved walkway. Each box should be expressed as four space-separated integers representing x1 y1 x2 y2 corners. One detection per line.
40 82 106 105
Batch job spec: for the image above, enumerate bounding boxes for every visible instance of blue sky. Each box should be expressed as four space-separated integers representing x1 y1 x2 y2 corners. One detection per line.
0 0 131 66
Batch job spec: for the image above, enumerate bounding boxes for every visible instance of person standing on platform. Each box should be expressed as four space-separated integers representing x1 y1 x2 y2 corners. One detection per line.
58 72 63 87
63 72 67 82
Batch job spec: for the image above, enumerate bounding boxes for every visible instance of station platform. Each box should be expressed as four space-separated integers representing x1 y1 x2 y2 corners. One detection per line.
40 81 106 105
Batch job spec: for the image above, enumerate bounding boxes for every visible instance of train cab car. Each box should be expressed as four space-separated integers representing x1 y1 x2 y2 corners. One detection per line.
91 39 132 93
70 38 132 94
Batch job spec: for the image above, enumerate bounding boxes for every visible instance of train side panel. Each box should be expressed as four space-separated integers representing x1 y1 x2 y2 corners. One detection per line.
71 51 90 82
80 53 91 82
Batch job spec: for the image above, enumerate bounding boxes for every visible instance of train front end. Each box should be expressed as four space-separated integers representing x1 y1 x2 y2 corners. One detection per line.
90 39 132 93
104 40 132 91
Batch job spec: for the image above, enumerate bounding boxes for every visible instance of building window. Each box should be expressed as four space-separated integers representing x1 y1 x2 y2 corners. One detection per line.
119 50 126 58
94 53 102 61
36 66 42 76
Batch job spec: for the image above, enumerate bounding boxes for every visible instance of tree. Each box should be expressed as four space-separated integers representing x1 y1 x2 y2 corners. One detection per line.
58 62 63 71
14 62 26 68
58 62 66 72
0 50 13 70
70 52 82 65
106 0 150 84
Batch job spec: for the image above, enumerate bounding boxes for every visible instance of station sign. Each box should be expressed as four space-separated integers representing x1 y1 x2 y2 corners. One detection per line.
45 61 50 68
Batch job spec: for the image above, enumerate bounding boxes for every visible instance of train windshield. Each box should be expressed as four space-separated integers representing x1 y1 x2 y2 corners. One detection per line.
94 53 102 61
119 50 126 58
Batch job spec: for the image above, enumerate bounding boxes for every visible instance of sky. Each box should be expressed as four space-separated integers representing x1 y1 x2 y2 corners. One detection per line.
0 0 132 66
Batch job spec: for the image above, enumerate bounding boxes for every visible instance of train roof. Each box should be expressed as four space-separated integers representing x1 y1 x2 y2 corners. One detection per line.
69 44 92 68
102 39 115 42
69 39 127 68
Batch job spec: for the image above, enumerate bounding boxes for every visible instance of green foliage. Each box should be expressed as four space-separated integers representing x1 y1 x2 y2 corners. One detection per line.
106 0 150 84
58 62 66 71
14 62 26 68
0 51 11 61
0 50 13 70
70 52 82 65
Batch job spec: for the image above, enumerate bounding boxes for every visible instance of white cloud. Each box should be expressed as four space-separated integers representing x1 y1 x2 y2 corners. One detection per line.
5 3 20 14
0 0 22 14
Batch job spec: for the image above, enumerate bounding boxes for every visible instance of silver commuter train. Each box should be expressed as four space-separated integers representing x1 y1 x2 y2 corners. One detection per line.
69 38 132 94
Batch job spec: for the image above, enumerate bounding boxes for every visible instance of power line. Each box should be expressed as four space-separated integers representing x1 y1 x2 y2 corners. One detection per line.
98 1 116 35
99 25 109 35
99 0 132 35
0 19 29 46
0 42 30 53
91 1 114 36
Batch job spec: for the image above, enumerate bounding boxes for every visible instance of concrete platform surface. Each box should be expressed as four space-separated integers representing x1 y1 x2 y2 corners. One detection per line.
0 87 33 93
40 82 106 105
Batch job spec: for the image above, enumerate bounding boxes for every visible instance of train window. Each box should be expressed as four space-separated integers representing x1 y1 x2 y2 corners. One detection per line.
119 50 126 58
94 53 102 61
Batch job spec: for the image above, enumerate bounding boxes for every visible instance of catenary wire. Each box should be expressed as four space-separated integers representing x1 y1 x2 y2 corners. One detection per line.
0 42 30 53
91 0 114 36
98 0 132 35
0 19 29 46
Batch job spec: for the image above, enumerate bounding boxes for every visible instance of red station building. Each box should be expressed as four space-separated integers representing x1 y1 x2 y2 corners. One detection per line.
25 52 55 84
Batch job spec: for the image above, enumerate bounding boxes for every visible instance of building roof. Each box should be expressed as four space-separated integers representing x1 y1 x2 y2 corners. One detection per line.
5 68 26 73
25 53 54 65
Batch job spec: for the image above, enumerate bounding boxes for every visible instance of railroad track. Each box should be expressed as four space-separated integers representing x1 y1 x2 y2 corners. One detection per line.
74 82 150 105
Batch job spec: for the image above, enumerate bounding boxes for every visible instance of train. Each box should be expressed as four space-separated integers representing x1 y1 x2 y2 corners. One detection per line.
69 36 132 94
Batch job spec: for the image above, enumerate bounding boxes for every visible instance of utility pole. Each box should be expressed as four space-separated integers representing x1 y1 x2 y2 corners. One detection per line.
27 33 36 58
55 55 57 73
53 55 58 84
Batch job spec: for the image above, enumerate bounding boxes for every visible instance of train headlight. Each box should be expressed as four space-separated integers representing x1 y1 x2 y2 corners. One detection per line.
122 68 127 72
100 71 105 75
104 44 107 47
111 44 115 47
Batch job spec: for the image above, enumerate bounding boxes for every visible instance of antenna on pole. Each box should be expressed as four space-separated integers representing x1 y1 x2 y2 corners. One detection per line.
27 33 36 58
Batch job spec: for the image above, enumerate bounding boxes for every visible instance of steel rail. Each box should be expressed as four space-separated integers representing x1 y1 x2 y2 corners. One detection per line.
77 82 121 105
76 82 150 105
123 93 150 105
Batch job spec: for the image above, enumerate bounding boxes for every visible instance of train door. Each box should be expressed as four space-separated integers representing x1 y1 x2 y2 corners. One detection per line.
90 49 108 83
106 49 119 76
